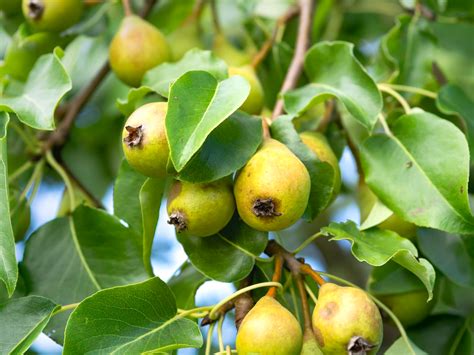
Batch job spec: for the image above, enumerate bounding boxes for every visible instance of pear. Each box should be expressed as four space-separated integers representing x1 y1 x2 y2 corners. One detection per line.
358 179 416 239
167 21 202 61
22 0 83 32
236 296 303 355
234 139 310 231
228 65 264 115
121 102 169 178
0 0 21 15
167 179 235 237
109 15 170 87
301 329 324 355
300 132 341 201
312 283 383 354
379 290 433 327
213 32 251 67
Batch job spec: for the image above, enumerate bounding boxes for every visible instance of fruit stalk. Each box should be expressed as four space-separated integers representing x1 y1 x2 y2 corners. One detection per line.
272 0 314 120
266 254 283 297
294 273 313 332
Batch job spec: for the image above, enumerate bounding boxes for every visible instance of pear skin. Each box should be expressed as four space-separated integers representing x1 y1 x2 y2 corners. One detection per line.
109 15 170 87
122 102 169 178
236 296 303 355
358 179 417 239
167 22 202 61
379 290 433 327
22 0 83 32
213 33 251 67
301 328 324 355
228 65 264 115
167 179 235 237
312 283 383 355
300 132 341 200
234 139 310 231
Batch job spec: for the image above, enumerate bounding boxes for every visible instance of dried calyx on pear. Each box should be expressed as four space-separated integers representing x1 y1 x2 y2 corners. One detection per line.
234 139 310 231
312 283 383 355
22 0 83 32
121 102 169 178
167 179 235 237
236 296 303 355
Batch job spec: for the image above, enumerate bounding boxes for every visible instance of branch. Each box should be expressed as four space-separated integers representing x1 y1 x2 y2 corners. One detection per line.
251 6 300 69
272 0 314 120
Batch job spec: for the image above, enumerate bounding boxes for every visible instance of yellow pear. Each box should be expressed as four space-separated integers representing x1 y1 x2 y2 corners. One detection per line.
312 283 383 354
234 139 310 231
228 65 264 115
236 296 303 354
358 179 417 239
300 131 341 201
109 15 170 87
22 0 83 32
167 179 235 237
121 102 169 178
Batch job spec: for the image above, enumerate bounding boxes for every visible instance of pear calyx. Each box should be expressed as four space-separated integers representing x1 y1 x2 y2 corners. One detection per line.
252 198 282 217
26 0 42 19
347 336 376 355
123 125 144 147
167 211 187 232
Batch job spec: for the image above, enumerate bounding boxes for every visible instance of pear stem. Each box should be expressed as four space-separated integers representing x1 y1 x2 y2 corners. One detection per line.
122 0 133 16
295 273 313 332
272 0 315 120
251 6 300 69
266 254 284 297
209 0 222 34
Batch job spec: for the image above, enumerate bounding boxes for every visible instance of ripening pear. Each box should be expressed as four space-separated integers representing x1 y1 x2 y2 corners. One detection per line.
167 179 235 237
109 15 170 87
236 296 303 354
379 290 434 327
234 139 310 231
228 65 264 115
167 22 202 61
213 32 251 67
22 0 83 32
121 102 169 178
0 0 21 15
300 132 341 201
301 328 324 355
358 179 417 239
312 283 383 354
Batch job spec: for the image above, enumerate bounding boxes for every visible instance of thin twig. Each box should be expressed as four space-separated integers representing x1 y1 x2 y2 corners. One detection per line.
251 6 300 69
209 0 221 34
294 273 313 332
266 254 284 297
122 0 133 16
272 0 314 120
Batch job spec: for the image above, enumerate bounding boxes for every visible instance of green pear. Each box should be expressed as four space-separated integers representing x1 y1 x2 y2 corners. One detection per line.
213 32 251 67
109 15 170 87
22 0 83 32
358 179 417 239
379 290 433 327
166 21 202 61
121 102 169 178
234 139 310 231
300 131 341 201
0 0 21 15
301 329 324 355
228 65 264 115
236 296 303 355
312 283 383 354
167 179 235 237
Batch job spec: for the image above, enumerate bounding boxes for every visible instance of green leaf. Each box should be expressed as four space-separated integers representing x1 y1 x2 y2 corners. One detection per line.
168 261 208 309
143 49 228 98
360 111 474 235
270 115 336 219
0 112 17 297
418 229 474 288
322 221 436 300
63 277 203 354
166 70 250 172
284 41 382 129
0 295 59 355
22 206 148 344
177 214 268 282
114 160 166 275
0 49 72 130
177 111 262 183
385 337 427 355
368 262 428 296
436 84 474 166
116 86 154 116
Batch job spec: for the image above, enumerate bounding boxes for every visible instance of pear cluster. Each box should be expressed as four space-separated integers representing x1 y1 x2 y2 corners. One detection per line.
121 100 342 237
